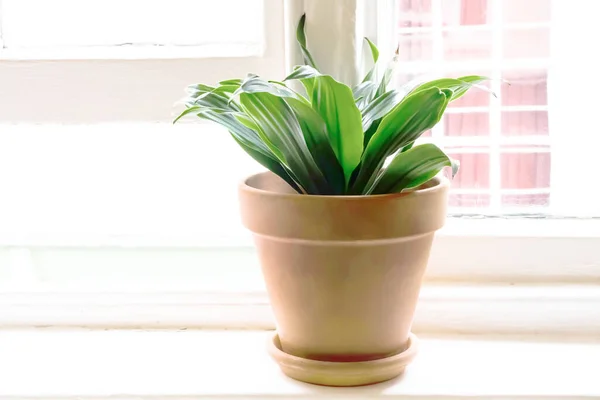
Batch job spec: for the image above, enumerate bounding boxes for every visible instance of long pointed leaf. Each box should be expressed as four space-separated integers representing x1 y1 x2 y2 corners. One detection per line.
285 97 345 194
362 37 380 83
219 78 243 86
296 13 319 70
229 133 303 194
353 81 378 111
284 65 321 81
196 110 270 154
239 92 329 194
375 44 399 98
304 75 364 187
233 75 300 100
371 144 458 194
411 76 494 101
180 85 241 112
352 87 452 194
185 83 215 96
361 89 403 133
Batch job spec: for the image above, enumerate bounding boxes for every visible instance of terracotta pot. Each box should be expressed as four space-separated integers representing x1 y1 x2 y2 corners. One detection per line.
239 171 449 382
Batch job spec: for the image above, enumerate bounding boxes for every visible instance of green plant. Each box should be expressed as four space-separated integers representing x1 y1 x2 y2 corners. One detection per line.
174 14 493 195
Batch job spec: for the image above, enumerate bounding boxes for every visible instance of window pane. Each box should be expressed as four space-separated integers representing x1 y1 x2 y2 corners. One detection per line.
441 0 489 26
446 152 490 189
394 0 577 214
501 152 551 189
398 33 433 62
445 112 490 136
502 71 548 106
503 0 551 24
443 29 493 60
502 111 549 136
398 0 432 28
1 0 263 48
503 27 550 59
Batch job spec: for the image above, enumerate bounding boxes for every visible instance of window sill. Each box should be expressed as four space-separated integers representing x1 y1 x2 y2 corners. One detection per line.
0 329 598 399
2 284 600 338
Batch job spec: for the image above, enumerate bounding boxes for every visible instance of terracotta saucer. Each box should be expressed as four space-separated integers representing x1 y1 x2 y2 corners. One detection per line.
267 332 419 387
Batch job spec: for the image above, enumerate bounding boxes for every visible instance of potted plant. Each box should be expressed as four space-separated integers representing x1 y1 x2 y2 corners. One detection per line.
174 15 491 387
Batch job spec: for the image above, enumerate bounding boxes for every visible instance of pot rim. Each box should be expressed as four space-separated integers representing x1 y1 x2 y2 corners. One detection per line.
239 171 449 201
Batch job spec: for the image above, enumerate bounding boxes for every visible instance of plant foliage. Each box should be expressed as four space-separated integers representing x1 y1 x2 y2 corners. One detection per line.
174 14 494 195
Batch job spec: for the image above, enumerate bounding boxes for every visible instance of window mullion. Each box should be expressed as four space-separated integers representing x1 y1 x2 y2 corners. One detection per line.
431 0 445 141
489 0 504 212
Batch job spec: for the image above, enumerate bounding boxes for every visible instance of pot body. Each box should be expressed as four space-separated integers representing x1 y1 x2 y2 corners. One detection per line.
239 172 448 362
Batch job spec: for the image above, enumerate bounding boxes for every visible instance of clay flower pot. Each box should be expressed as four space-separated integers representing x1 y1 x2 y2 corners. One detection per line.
239 171 449 386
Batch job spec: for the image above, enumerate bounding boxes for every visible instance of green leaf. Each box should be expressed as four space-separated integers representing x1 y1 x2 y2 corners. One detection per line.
180 85 241 112
185 83 239 99
173 106 200 124
371 143 457 194
353 81 379 111
363 119 380 148
375 44 399 98
233 75 299 100
361 89 403 133
304 75 364 187
185 83 215 96
239 92 329 194
362 37 380 83
284 65 322 97
229 133 303 194
284 65 321 81
285 97 345 194
296 13 319 70
219 78 243 86
197 109 270 154
351 87 452 194
411 75 494 101
400 141 414 153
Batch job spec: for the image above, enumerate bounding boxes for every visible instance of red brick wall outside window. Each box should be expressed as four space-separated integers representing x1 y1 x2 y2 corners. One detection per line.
397 0 550 212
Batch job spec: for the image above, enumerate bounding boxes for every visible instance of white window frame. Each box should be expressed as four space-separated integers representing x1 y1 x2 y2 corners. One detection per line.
0 0 286 123
0 0 598 340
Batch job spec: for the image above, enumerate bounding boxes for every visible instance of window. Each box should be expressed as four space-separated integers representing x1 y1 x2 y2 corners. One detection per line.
0 0 284 297
0 0 598 335
397 0 598 216
1 0 263 54
0 0 283 241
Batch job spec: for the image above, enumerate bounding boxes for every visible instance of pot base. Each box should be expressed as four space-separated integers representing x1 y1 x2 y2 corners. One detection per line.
267 332 419 387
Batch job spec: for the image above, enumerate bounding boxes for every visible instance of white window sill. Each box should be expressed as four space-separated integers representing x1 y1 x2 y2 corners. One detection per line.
1 329 598 399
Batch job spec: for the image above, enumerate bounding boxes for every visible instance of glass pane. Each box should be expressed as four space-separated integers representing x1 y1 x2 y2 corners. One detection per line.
398 0 433 28
502 70 548 106
442 0 489 26
1 0 263 48
503 27 550 59
501 152 551 189
451 89 492 108
444 29 492 60
396 0 565 215
502 111 549 136
503 0 551 24
398 33 433 61
446 152 490 189
445 112 490 136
